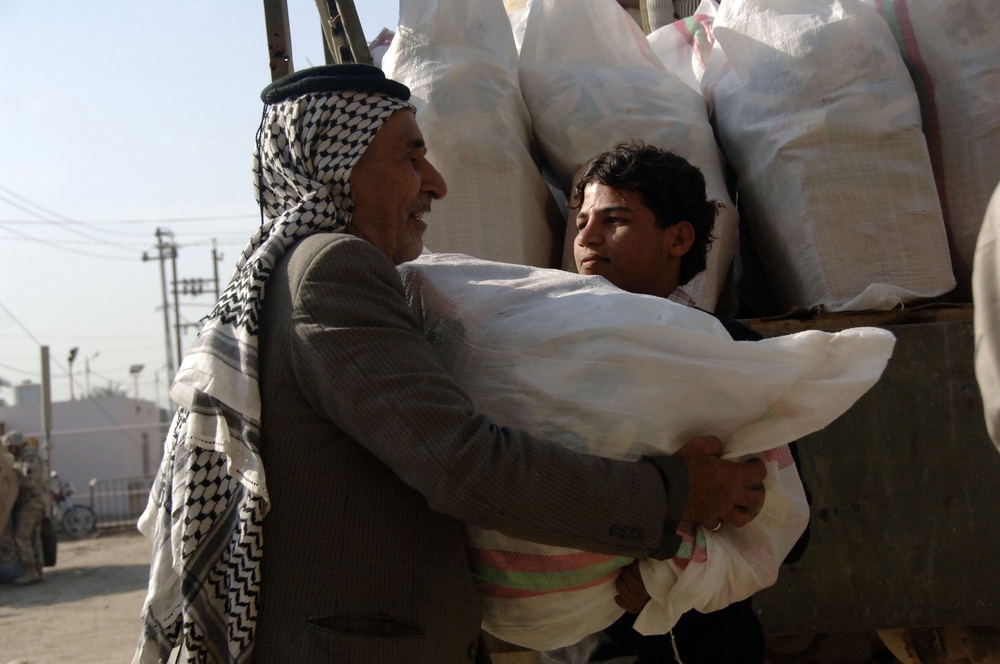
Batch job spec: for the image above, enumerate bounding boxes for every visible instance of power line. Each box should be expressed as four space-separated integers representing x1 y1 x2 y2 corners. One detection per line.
0 184 76 222
0 360 35 377
0 185 148 257
0 215 257 227
0 188 256 226
0 184 255 247
0 299 42 345
0 235 154 248
0 223 138 259
0 300 90 382
0 220 169 241
0 189 136 250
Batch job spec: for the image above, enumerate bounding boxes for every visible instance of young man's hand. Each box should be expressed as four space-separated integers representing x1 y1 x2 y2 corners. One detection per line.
614 560 650 613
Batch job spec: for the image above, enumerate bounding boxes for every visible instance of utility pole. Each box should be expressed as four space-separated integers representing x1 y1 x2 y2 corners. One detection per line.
142 228 177 378
130 364 145 399
84 351 99 396
173 241 225 352
40 346 53 487
145 231 224 387
170 242 182 366
212 239 223 300
154 369 161 411
67 347 78 400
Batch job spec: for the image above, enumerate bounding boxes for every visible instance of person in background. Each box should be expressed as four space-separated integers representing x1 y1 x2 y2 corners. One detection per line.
545 141 805 664
616 0 704 32
2 430 46 585
133 66 766 664
0 441 17 529
973 180 1000 453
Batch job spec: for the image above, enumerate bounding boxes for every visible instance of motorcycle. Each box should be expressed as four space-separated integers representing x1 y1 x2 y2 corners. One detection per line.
50 471 97 539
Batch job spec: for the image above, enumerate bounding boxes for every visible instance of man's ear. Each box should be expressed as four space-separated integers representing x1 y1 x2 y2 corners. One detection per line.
666 221 696 257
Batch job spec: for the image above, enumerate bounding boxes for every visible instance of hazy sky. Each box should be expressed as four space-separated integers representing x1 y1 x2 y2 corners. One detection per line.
0 1 399 409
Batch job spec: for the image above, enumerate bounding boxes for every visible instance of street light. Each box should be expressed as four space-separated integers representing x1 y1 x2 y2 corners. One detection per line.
67 347 79 401
129 364 145 400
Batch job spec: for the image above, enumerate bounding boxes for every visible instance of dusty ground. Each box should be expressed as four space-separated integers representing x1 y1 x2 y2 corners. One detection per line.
0 532 899 664
0 531 151 664
0 532 541 664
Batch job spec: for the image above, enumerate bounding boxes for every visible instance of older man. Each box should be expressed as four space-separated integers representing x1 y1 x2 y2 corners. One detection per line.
134 67 765 664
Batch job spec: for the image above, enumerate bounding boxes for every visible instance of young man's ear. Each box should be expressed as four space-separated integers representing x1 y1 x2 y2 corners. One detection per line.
666 221 696 257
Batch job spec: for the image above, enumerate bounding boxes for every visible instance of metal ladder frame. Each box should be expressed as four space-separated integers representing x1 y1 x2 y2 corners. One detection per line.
262 0 373 82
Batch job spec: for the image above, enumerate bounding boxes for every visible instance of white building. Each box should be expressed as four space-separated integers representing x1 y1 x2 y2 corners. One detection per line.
0 395 167 516
13 381 41 407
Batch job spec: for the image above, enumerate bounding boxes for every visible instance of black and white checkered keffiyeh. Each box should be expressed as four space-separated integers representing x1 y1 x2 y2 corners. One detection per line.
134 90 411 664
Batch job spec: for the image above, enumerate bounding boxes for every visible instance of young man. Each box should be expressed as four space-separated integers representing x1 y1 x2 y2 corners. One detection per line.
134 68 766 664
547 142 769 663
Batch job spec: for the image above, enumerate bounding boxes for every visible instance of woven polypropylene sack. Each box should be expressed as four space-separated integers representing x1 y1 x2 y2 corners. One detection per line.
647 1 719 92
703 0 955 312
862 0 1000 300
518 0 738 312
399 253 895 650
973 182 1000 451
383 0 561 268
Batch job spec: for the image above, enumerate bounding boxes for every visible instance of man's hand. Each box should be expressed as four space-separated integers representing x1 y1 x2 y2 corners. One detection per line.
614 560 650 613
677 436 766 530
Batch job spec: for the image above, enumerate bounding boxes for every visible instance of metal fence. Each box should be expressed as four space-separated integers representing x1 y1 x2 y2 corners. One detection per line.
87 475 155 530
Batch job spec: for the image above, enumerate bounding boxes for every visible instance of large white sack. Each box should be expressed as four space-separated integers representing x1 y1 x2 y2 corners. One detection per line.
861 0 1000 300
647 0 719 92
398 252 896 650
973 181 1000 452
703 0 955 313
518 0 738 313
382 0 561 268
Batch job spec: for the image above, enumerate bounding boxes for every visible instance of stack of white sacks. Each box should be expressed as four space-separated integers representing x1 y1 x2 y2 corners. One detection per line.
378 0 998 650
856 0 1000 298
383 0 1000 314
701 0 955 311
653 0 997 310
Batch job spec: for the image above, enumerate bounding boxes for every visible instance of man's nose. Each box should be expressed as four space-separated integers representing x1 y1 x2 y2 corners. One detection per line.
577 218 600 245
422 159 448 200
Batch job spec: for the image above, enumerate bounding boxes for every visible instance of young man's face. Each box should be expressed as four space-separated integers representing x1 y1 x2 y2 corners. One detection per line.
573 182 692 298
349 109 448 265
